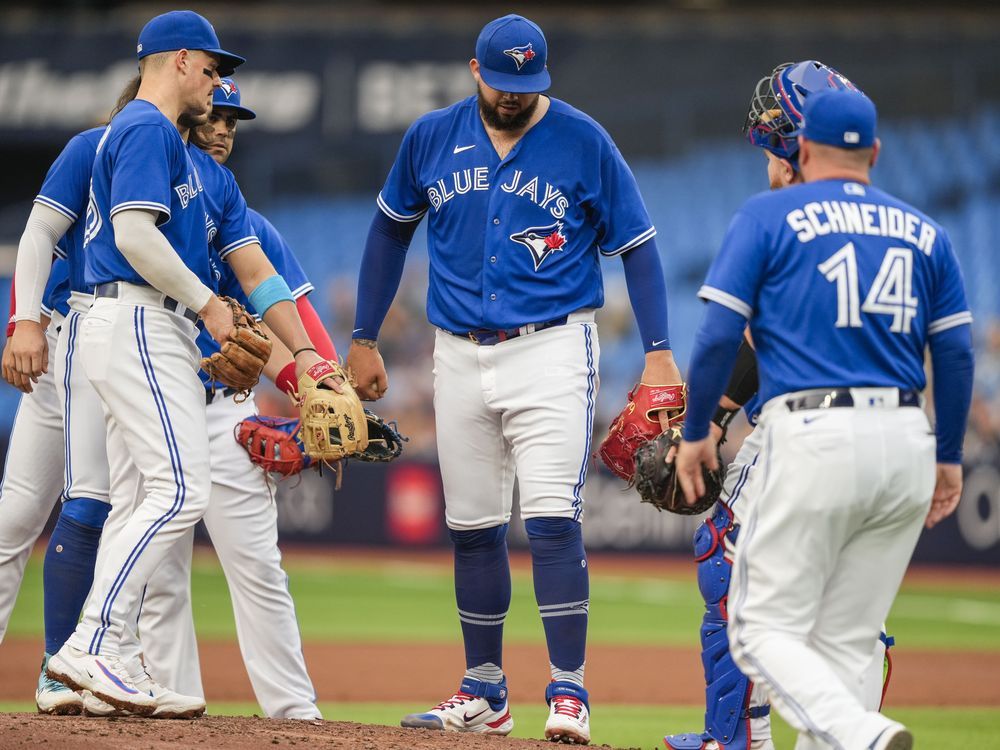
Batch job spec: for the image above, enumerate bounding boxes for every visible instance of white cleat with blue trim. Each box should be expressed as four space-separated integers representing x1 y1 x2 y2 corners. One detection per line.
46 645 156 716
401 678 513 735
36 654 83 715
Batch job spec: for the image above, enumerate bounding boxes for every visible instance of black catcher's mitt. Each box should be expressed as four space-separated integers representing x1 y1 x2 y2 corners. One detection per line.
354 408 407 462
634 426 722 515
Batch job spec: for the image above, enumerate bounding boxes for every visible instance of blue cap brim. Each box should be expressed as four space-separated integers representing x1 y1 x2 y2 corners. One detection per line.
479 66 550 94
214 102 256 120
205 48 246 78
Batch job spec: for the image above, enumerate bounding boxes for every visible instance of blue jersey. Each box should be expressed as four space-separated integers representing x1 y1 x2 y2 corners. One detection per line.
84 100 214 289
41 259 71 319
35 128 104 296
189 145 258 261
196 208 312 389
378 95 655 332
700 179 972 405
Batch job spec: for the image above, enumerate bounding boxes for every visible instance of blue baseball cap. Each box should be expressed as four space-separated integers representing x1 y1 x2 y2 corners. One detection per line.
798 89 877 149
213 78 256 120
475 14 550 94
137 11 246 77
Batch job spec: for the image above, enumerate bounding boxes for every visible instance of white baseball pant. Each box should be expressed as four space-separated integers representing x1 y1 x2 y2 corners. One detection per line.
728 390 934 749
432 312 600 530
66 285 211 658
0 314 65 641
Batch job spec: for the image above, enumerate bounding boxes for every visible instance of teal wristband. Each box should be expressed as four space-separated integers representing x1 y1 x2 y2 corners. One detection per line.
247 274 294 317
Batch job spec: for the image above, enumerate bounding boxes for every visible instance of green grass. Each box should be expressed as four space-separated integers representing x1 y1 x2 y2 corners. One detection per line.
6 553 999 649
1 701 997 749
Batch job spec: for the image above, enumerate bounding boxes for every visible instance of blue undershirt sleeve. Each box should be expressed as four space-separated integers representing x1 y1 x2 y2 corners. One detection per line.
621 237 671 352
929 323 974 463
683 301 749 441
352 209 419 340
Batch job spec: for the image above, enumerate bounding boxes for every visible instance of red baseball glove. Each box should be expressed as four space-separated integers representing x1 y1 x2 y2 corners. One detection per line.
235 415 311 477
597 382 686 482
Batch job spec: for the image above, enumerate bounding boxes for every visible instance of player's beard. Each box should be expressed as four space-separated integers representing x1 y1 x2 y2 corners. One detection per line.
178 109 209 130
478 89 538 131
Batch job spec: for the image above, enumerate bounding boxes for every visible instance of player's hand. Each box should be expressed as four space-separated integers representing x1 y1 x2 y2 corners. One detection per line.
926 463 963 529
294 349 345 393
347 339 388 401
640 349 684 431
2 338 35 393
199 295 236 345
7 320 48 390
675 437 719 506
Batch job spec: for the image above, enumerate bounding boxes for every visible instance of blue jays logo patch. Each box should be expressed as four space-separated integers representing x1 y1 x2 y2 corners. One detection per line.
510 221 567 271
219 80 238 99
503 43 536 71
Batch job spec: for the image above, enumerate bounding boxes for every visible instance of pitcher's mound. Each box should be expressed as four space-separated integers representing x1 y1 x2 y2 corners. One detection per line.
0 713 596 749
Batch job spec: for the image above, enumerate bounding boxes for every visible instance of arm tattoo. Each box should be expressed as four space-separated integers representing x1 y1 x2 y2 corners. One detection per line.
354 338 378 349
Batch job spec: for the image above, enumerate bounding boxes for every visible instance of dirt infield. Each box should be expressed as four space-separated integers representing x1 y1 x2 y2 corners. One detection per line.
0 714 560 749
1 637 997 708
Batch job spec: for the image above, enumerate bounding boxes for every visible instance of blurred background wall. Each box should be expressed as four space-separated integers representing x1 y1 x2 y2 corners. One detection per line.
1 1 997 563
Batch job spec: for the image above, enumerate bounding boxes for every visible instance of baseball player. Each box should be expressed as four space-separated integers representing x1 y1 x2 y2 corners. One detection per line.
676 89 974 750
346 14 682 744
664 62 894 750
114 78 333 719
35 11 329 715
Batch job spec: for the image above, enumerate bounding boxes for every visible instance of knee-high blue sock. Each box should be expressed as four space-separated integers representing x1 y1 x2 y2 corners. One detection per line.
526 517 588 686
43 498 110 655
450 524 510 687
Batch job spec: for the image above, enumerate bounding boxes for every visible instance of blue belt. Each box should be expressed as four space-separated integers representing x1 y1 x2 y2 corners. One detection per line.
785 388 920 412
94 282 198 324
451 315 569 346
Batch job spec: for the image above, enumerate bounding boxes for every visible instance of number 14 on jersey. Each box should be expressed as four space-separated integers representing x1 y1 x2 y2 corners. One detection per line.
818 242 919 333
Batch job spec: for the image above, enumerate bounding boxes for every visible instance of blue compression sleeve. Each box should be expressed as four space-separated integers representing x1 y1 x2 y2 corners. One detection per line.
929 323 974 463
684 302 749 441
352 209 418 340
621 238 671 352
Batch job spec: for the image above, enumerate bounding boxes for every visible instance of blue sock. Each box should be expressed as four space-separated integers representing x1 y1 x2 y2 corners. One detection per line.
43 498 110 655
525 517 588 685
450 524 510 679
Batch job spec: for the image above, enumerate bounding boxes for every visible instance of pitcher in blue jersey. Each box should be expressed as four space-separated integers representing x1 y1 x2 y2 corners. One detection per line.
677 90 974 750
347 14 683 745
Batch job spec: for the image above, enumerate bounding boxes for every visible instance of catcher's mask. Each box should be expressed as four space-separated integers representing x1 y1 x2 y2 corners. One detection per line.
744 60 860 167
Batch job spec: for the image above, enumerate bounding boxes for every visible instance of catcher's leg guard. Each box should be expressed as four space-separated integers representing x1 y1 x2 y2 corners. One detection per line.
687 504 768 750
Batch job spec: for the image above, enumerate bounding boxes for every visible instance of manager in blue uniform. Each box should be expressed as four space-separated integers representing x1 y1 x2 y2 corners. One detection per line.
347 14 683 745
677 90 974 750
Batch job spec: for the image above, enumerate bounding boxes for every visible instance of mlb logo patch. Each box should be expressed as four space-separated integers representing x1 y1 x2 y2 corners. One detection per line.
844 131 860 144
503 43 536 71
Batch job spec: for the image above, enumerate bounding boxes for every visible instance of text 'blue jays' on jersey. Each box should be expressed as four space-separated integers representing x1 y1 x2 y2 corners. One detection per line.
378 95 655 332
197 208 313 389
701 179 972 405
84 100 214 289
35 127 104 296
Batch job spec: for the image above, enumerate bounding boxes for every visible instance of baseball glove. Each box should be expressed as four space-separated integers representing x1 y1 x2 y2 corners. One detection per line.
354 408 408 462
200 296 272 401
297 360 368 463
235 415 311 477
634 426 722 515
597 382 686 482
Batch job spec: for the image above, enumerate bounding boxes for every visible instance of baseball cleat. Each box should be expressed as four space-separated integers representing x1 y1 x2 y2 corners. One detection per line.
135 671 206 719
401 677 513 735
544 680 590 745
46 645 156 716
35 654 83 715
870 722 913 750
81 690 123 717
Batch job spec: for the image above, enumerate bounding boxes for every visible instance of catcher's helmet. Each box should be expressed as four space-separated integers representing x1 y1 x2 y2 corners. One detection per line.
744 60 860 165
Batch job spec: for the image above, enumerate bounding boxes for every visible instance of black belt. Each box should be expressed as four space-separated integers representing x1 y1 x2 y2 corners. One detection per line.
785 388 921 412
94 282 199 324
450 315 569 346
205 386 239 404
